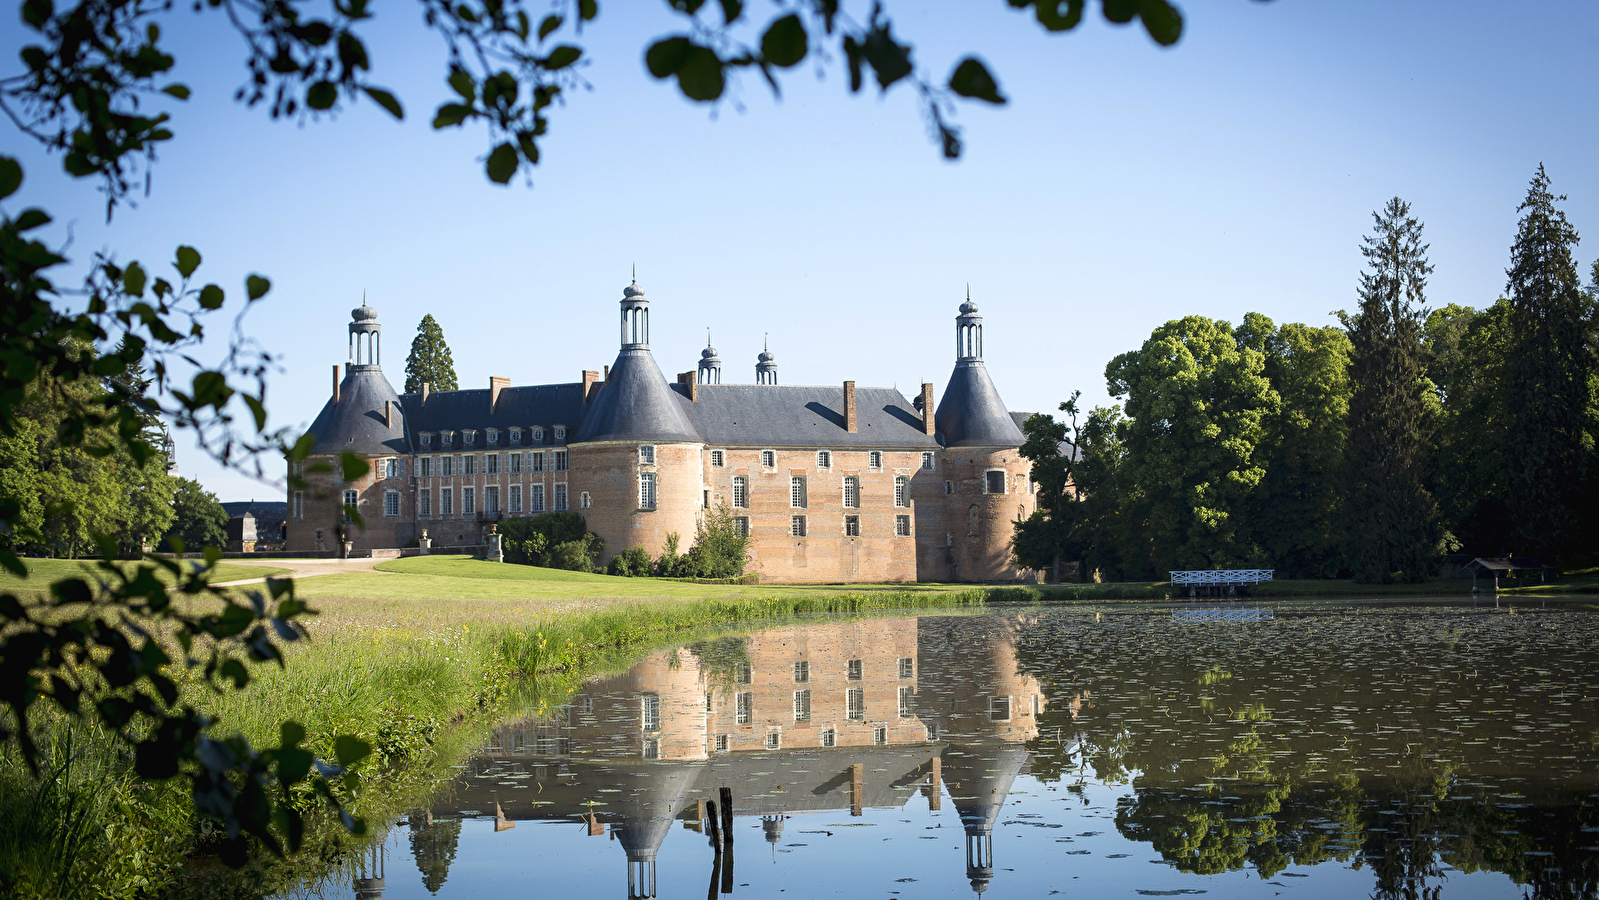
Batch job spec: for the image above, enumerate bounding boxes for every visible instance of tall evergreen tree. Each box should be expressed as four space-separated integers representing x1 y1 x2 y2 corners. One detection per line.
1345 197 1438 583
404 314 459 393
1503 165 1592 562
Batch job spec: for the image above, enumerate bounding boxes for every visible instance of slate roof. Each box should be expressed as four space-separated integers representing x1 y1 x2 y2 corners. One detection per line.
304 365 410 456
676 383 941 449
575 348 701 443
935 363 1027 448
399 382 587 447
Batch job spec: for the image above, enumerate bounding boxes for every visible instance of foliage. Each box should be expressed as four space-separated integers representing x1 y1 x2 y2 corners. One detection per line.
498 512 600 571
1502 165 1594 562
402 314 458 394
161 477 228 553
1427 301 1515 557
607 546 653 577
1013 393 1092 582
679 504 750 579
1344 197 1439 583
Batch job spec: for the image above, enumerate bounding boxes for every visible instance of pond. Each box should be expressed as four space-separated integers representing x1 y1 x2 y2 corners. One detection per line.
309 600 1599 899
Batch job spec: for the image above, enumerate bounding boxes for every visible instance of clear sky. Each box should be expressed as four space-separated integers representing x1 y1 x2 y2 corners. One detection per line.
6 1 1598 501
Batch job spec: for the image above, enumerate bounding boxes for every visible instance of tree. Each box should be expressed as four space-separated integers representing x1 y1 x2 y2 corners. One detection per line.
1502 165 1593 562
404 315 459 394
1103 315 1278 573
1014 392 1096 582
1427 301 1516 557
162 477 229 552
1344 198 1439 583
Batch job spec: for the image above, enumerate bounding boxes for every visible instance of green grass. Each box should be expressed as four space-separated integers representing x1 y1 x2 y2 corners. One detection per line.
0 558 294 592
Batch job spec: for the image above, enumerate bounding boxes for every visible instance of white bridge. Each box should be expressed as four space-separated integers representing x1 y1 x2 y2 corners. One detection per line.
1169 569 1274 587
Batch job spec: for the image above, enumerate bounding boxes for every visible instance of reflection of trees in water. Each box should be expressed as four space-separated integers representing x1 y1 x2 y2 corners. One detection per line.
408 814 462 895
1014 609 1599 897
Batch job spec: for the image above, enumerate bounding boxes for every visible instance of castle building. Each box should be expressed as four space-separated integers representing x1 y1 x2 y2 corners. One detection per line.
288 281 1037 583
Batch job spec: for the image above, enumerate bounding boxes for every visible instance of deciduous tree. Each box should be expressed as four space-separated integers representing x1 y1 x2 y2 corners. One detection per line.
162 477 229 552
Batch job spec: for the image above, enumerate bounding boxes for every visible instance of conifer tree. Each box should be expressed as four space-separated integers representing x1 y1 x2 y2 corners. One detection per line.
404 314 459 393
1503 165 1592 561
1345 197 1438 583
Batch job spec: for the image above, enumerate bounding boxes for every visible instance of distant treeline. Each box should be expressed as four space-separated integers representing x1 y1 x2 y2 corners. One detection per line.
1016 168 1598 583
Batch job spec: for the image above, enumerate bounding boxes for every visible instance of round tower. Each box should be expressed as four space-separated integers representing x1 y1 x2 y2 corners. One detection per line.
755 338 778 385
571 279 705 567
697 332 722 384
932 292 1036 582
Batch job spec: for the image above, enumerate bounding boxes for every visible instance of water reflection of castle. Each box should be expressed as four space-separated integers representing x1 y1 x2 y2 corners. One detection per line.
407 615 1069 898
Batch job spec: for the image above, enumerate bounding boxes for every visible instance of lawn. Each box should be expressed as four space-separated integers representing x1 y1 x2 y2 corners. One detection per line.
0 557 294 590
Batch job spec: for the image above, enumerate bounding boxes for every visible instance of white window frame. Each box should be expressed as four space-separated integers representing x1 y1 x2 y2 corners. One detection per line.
441 431 453 447
509 428 521 444
554 426 566 441
639 472 657 510
847 688 864 721
292 491 303 519
420 434 432 448
898 686 915 718
641 693 661 732
790 515 807 537
638 444 655 465
921 451 934 470
842 475 860 508
531 451 545 472
868 450 882 469
553 450 568 472
462 486 475 515
764 730 781 750
873 725 886 745
816 450 831 469
847 659 862 681
509 484 522 514
794 660 810 683
530 484 545 513
341 489 358 523
790 475 807 508
793 689 811 723
484 485 499 515
895 514 911 537
419 456 432 478
760 449 775 468
736 692 753 724
384 490 400 517
821 727 836 748
419 488 431 517
487 429 498 444
985 469 1006 494
844 515 860 537
509 453 522 475
734 516 749 536
441 487 454 515
899 657 914 678
710 449 725 467
463 431 475 446
462 455 476 476
486 453 500 475
732 476 749 508
554 482 568 511
580 491 591 509
895 475 909 508
715 734 730 752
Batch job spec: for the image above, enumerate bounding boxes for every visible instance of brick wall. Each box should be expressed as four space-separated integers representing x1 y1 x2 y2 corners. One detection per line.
573 440 705 563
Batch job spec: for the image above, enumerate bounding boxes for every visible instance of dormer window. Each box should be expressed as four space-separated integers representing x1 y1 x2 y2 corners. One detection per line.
420 433 432 448
509 428 521 444
487 430 498 444
463 431 475 446
554 426 566 441
441 432 454 447
761 449 776 467
816 450 831 469
532 427 544 442
868 450 882 469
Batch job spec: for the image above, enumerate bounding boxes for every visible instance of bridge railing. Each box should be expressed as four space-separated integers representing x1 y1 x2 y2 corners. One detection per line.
1169 569 1274 586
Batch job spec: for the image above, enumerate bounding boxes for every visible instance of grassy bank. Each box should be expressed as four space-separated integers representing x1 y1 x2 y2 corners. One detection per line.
0 557 294 592
1 563 985 899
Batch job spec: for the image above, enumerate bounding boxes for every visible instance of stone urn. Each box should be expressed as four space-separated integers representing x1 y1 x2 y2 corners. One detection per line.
419 528 431 556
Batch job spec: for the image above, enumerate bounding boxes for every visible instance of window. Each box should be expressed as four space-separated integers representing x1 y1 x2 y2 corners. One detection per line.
462 487 475 515
732 476 749 508
384 490 400 517
530 484 545 513
641 693 660 731
531 451 545 472
419 489 431 517
944 480 953 495
440 456 454 477
469 455 482 476
420 434 432 448
925 723 939 742
509 485 521 514
737 692 753 724
793 690 811 723
844 515 860 536
895 476 909 507
895 514 911 536
487 429 498 444
869 450 882 469
384 458 396 479
341 489 357 523
873 725 886 745
734 516 749 536
292 491 303 519
847 688 864 721
484 486 499 515
639 473 657 509
737 661 752 684
847 659 862 680
580 491 591 509
642 739 659 760
899 657 914 678
509 453 522 474
554 483 568 511
790 515 807 537
710 449 724 467
765 731 781 750
1033 694 1041 717
291 459 304 478
441 487 454 515
638 444 655 465
790 475 806 508
464 431 475 446
821 728 836 747
898 686 915 718
715 734 729 752
531 427 544 442
554 426 566 441
486 454 500 475
553 450 568 471
986 470 1006 494
761 449 775 467
793 660 809 683
989 696 1011 721
922 451 934 470
842 475 860 508
510 428 521 443
817 450 831 468
419 456 432 477
441 432 453 447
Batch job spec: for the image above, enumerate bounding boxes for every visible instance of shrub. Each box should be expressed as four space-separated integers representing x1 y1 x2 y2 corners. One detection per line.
549 534 603 573
607 546 652 577
500 513 591 567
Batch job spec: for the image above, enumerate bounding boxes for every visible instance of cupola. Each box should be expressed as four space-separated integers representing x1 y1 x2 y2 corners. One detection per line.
756 336 778 385
697 331 722 384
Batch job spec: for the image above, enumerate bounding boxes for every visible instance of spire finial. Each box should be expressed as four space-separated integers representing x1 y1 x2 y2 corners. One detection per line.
631 262 636 285
764 332 769 351
966 282 970 300
707 327 712 347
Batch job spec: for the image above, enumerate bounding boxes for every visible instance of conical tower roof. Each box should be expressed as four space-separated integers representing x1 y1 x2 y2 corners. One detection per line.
305 366 409 455
935 364 1025 448
575 349 701 443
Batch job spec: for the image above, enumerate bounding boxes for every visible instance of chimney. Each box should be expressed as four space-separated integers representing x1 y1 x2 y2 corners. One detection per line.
920 383 936 435
843 380 857 433
421 381 430 404
384 400 391 428
582 369 601 404
332 365 341 404
677 372 698 403
489 376 509 413
603 364 610 381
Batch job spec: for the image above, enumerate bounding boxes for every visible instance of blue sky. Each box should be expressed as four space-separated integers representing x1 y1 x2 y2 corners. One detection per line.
6 1 1598 501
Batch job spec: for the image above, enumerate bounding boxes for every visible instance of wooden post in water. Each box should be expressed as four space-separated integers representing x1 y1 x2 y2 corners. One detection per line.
705 800 723 849
929 757 942 811
850 764 865 816
707 850 722 900
719 787 734 844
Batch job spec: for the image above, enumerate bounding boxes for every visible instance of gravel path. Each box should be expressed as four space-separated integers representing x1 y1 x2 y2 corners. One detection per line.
211 557 399 587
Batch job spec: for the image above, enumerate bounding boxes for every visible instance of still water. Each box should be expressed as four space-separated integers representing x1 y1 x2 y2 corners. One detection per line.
317 602 1599 899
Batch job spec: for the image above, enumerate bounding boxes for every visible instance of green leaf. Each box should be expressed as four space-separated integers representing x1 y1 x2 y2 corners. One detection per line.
485 142 518 184
339 452 370 482
674 45 726 101
948 57 1007 105
646 36 693 78
545 45 582 70
538 14 562 40
175 245 201 278
198 283 224 309
1139 0 1183 46
448 67 476 101
760 13 807 68
578 0 597 21
123 262 148 297
243 394 268 431
363 86 404 119
307 80 338 110
0 157 21 200
432 103 472 129
15 209 50 231
246 274 271 300
161 83 191 100
717 0 743 24
1033 0 1084 31
334 735 372 766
